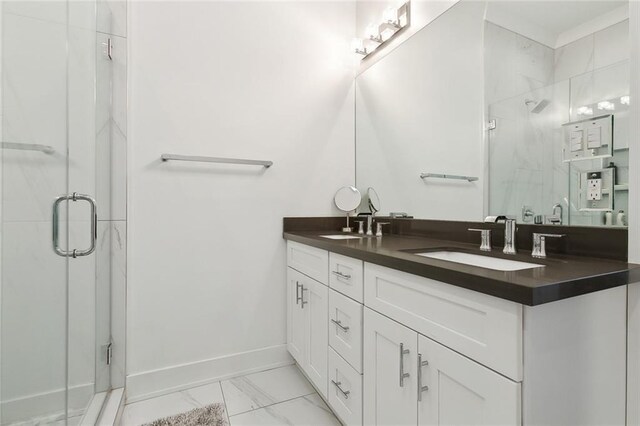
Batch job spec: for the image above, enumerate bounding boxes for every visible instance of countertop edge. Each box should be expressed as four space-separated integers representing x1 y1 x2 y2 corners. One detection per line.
283 232 640 306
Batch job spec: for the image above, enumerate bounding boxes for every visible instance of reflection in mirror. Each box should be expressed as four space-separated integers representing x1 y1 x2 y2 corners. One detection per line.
367 187 380 214
334 186 362 231
356 1 486 220
486 1 629 227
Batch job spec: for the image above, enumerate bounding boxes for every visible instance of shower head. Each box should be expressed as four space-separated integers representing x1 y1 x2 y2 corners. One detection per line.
525 99 550 114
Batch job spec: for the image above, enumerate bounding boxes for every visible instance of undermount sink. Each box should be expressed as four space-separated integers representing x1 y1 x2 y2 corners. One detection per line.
416 251 544 272
320 234 363 240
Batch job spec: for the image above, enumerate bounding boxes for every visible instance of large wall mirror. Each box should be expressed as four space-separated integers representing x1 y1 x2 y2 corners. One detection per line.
355 0 630 228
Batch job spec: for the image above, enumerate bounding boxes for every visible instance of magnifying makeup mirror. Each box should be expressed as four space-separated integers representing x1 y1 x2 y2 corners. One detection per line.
334 186 362 232
367 187 380 215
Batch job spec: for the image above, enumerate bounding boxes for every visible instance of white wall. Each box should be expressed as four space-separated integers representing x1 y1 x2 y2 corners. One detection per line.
127 1 355 400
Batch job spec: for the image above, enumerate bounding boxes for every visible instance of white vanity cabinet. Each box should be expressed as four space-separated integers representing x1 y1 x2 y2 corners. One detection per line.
286 243 329 398
417 334 521 426
363 308 418 426
363 308 520 426
286 241 627 426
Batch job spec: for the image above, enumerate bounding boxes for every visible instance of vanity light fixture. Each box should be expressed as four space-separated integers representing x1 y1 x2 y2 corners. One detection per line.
597 100 615 111
353 2 410 60
621 95 630 105
577 106 593 116
366 23 383 44
351 38 368 56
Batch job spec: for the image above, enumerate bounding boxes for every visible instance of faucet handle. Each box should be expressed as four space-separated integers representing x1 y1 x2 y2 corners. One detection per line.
532 233 566 258
375 222 390 237
468 228 492 252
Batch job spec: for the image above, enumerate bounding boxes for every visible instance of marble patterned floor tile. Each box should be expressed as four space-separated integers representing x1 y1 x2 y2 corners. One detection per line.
221 365 315 416
229 394 340 426
121 382 227 426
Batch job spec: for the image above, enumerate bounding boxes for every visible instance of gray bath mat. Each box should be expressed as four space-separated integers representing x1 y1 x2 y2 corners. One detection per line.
142 403 228 426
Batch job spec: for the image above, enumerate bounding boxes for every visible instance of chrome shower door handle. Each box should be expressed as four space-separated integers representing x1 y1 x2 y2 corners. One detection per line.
53 193 97 258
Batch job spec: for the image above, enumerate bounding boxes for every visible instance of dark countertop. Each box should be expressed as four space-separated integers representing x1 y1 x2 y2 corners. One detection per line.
284 231 640 306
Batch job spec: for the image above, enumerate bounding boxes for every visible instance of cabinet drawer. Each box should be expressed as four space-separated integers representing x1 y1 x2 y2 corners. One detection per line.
329 253 364 302
328 347 363 426
287 241 328 285
364 262 523 381
329 289 363 373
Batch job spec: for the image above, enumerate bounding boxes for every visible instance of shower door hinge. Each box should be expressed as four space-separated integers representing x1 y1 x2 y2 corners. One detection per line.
102 38 113 61
487 119 497 131
106 342 113 366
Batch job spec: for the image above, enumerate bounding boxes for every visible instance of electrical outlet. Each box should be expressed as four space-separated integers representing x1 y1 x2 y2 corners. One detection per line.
587 178 602 201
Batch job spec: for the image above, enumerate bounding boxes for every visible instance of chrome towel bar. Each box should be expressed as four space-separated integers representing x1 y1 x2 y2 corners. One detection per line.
420 173 478 182
161 154 272 168
1 142 55 154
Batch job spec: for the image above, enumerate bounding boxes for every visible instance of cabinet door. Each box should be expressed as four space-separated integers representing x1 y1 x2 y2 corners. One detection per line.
363 308 418 426
418 334 521 426
287 268 306 365
304 277 329 398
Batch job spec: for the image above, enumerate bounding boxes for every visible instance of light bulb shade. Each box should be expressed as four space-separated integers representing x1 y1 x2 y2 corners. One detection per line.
597 101 615 111
577 106 593 115
351 38 364 52
621 95 630 105
365 23 379 40
383 6 397 24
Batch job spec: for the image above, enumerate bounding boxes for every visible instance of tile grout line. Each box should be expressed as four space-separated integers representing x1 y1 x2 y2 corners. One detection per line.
227 391 318 419
218 381 232 426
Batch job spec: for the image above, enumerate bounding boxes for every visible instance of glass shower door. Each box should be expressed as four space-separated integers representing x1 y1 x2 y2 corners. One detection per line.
1 1 107 424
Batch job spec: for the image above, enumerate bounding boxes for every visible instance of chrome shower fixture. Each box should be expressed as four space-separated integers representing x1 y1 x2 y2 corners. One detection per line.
525 99 550 114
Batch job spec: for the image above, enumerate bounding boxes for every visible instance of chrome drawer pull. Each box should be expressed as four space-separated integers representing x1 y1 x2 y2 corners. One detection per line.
399 343 410 387
332 270 352 280
331 380 350 399
300 286 308 308
331 318 350 332
295 281 302 305
417 353 429 401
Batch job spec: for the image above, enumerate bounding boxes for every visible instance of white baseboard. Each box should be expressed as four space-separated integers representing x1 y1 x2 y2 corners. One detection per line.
1 382 94 425
97 388 125 426
125 344 293 403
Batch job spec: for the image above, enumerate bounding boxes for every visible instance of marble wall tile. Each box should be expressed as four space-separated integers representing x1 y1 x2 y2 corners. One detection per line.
97 0 127 38
68 25 97 219
484 22 554 105
1 221 67 401
2 1 66 26
554 35 594 83
111 35 128 222
594 20 629 70
593 60 629 103
96 222 113 392
513 33 554 95
110 221 127 389
2 13 67 222
484 23 517 105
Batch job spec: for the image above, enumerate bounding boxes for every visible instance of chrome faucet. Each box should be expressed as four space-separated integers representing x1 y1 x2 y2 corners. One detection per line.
547 203 563 225
468 228 492 251
532 233 565 258
366 215 374 236
503 219 517 255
